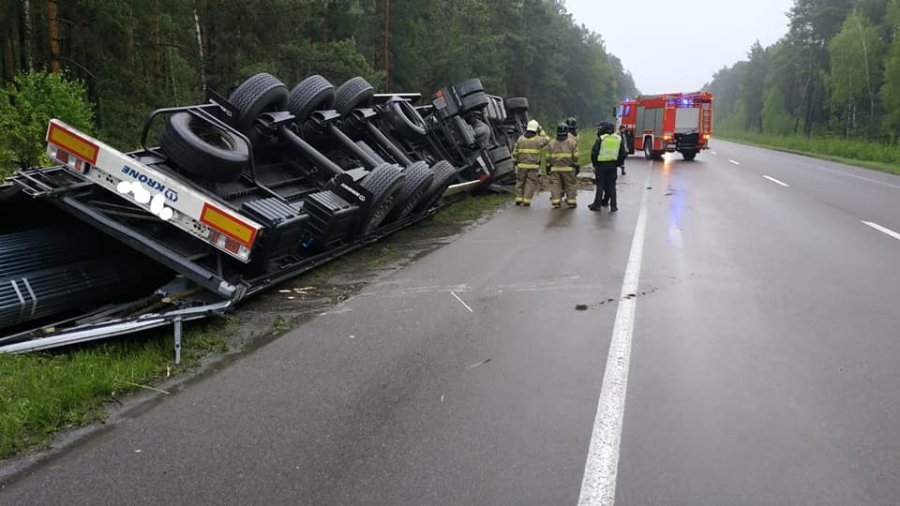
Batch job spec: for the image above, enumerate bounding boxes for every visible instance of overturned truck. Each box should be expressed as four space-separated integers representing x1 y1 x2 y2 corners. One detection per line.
0 74 529 354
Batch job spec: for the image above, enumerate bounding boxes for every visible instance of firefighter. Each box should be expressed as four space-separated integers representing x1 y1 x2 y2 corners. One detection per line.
566 117 578 139
589 121 628 212
512 120 549 206
617 124 628 176
548 122 580 209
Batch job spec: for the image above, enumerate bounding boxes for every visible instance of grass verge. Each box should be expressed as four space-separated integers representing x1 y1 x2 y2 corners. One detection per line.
717 131 900 176
0 192 509 462
0 318 231 460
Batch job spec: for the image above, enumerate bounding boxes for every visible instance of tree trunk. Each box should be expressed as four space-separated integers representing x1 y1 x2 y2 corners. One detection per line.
22 0 33 71
193 7 207 89
47 0 60 72
2 32 16 81
150 0 162 85
383 0 390 91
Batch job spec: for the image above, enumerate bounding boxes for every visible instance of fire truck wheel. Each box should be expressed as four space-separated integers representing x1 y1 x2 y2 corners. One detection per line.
335 77 375 118
229 73 288 135
384 98 428 138
359 163 406 235
414 160 458 213
505 97 529 113
160 112 249 183
460 91 490 113
386 161 435 222
453 78 484 97
643 138 653 160
288 75 335 123
682 150 697 161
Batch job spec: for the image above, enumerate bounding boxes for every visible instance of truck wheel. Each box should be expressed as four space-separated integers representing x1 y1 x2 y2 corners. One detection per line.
386 161 435 222
384 98 428 138
453 78 484 97
159 112 249 182
461 91 489 113
414 160 458 212
335 77 375 117
229 73 288 135
288 75 335 123
682 150 697 161
505 97 529 113
359 163 406 235
643 137 653 160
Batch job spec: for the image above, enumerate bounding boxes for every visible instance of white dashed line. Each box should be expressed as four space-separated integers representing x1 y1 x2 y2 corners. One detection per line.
728 159 741 165
450 291 474 313
862 221 900 242
710 150 717 155
763 175 790 187
578 169 652 505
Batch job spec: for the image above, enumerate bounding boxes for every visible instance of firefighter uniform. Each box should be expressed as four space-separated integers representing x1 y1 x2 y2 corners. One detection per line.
548 127 579 209
590 122 627 212
512 121 549 206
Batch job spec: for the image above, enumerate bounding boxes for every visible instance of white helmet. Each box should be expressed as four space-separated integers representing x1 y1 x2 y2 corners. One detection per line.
526 120 540 133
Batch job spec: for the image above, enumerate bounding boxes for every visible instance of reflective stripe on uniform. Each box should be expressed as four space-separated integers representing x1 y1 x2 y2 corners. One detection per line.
518 148 541 154
550 153 574 158
550 167 574 172
518 163 540 170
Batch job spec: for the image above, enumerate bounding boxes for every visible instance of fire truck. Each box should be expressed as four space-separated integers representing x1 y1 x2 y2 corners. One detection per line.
616 91 713 161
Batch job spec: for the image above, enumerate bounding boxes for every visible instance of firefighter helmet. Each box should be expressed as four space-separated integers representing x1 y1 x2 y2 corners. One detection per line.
557 122 569 136
526 120 540 133
566 117 577 129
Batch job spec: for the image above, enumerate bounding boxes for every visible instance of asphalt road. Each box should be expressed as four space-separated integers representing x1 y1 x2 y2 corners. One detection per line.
2 140 900 505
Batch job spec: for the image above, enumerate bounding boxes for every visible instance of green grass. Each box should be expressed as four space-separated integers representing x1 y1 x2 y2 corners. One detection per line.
717 131 900 176
0 192 509 462
0 318 230 460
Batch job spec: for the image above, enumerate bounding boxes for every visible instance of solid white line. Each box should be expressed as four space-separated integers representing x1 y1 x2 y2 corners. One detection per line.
728 159 741 165
862 221 900 242
450 291 474 313
763 175 790 187
578 169 653 505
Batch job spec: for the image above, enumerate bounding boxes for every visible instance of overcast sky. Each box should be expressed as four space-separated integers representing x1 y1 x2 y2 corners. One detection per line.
564 0 795 96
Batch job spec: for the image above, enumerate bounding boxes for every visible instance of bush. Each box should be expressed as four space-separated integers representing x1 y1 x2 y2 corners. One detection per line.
0 71 95 178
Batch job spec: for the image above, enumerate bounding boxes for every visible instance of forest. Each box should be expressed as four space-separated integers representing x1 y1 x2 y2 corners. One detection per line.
0 0 637 171
707 0 900 144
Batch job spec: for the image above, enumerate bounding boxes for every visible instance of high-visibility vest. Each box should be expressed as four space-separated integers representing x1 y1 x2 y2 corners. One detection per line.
597 133 622 162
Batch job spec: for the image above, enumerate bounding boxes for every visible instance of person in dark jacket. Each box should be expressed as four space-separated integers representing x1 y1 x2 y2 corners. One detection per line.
589 121 628 212
617 124 628 175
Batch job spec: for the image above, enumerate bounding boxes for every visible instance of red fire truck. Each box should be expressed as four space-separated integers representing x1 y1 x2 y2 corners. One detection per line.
616 91 713 161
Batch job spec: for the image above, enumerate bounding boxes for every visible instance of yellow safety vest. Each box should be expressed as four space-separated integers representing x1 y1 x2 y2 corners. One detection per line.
597 133 622 162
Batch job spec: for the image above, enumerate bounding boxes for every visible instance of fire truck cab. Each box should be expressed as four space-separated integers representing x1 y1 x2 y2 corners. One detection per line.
616 91 713 161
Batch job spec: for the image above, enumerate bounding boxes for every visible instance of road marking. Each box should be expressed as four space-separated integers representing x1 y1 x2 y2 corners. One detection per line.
728 159 741 165
862 221 900 242
763 175 790 187
450 291 474 313
578 168 653 505
710 150 717 155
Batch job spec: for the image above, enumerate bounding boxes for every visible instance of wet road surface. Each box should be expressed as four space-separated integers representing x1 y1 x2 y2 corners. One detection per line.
2 140 900 505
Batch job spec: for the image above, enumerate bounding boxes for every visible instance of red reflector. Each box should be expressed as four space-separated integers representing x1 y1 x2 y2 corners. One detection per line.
55 149 70 164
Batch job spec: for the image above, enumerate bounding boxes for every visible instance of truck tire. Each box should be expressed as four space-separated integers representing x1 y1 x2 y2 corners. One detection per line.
414 160 458 212
229 73 288 135
288 75 335 123
461 91 489 113
384 98 428 138
359 163 406 235
643 137 653 160
505 97 529 113
335 77 375 117
682 150 697 161
386 161 435 222
453 78 484 97
159 112 249 183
